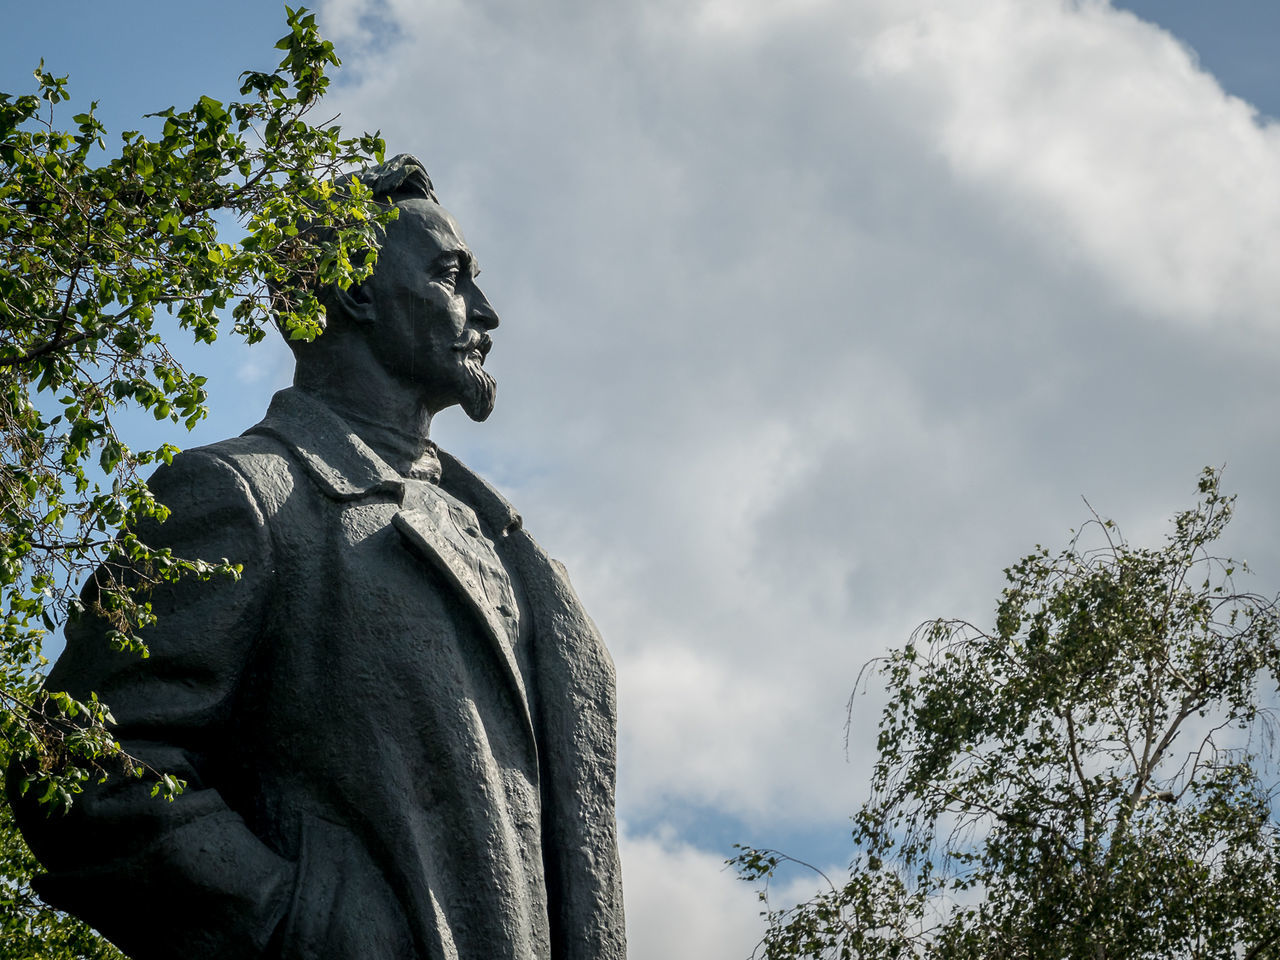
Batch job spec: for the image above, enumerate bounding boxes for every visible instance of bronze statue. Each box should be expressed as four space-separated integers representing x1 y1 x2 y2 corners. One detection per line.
13 155 626 960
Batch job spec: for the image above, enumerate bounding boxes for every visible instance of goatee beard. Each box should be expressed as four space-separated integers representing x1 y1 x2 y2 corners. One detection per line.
460 362 497 421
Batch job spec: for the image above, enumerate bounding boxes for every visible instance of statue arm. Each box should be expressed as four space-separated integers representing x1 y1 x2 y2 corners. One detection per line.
12 449 295 960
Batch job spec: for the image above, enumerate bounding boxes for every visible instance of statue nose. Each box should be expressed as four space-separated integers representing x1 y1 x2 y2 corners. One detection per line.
472 295 500 329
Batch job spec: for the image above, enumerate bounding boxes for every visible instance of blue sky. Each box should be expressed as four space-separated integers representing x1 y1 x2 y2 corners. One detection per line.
1118 1 1280 117
5 2 1280 956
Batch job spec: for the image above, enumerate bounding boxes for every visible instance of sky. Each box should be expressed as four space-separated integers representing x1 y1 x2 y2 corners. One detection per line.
4 1 1280 956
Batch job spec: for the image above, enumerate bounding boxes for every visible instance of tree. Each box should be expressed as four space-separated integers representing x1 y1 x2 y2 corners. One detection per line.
0 7 395 954
736 469 1280 959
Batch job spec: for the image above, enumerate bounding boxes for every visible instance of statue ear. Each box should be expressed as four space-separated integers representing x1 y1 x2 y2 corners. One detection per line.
327 281 377 325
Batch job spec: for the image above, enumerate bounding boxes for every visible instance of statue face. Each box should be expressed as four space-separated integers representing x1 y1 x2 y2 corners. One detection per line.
359 197 500 420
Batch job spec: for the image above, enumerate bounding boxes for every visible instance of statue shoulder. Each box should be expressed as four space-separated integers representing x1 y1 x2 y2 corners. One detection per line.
148 432 302 525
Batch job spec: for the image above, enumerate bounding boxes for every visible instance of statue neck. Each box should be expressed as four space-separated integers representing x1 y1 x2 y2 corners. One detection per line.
292 341 436 476
330 403 441 480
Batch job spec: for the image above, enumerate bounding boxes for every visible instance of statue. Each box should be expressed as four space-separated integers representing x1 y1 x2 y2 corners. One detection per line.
11 155 626 960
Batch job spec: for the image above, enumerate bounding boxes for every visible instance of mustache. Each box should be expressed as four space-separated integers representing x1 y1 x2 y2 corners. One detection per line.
452 332 493 359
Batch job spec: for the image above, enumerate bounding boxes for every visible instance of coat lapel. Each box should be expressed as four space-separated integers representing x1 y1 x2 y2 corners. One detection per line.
392 502 534 743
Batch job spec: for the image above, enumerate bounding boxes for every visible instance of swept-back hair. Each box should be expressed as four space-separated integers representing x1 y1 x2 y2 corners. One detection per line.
339 153 438 205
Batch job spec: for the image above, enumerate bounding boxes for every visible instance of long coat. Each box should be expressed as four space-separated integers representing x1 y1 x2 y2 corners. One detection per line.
14 387 626 960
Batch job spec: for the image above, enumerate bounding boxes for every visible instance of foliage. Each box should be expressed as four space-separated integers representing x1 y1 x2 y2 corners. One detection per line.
736 469 1280 960
0 8 395 955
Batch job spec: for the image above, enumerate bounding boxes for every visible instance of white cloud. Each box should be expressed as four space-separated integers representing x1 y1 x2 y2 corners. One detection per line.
860 0 1280 326
621 823 852 960
620 826 764 960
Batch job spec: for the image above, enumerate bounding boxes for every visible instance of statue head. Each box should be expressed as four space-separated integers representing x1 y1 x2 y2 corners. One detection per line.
290 154 501 422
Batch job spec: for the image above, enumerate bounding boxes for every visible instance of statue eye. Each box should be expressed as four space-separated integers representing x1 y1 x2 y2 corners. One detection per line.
434 262 461 287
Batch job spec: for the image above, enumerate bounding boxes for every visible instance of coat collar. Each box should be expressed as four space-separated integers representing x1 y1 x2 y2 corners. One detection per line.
245 387 405 502
244 388 523 540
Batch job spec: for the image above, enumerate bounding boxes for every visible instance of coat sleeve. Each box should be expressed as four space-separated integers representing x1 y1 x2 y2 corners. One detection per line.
11 448 296 960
